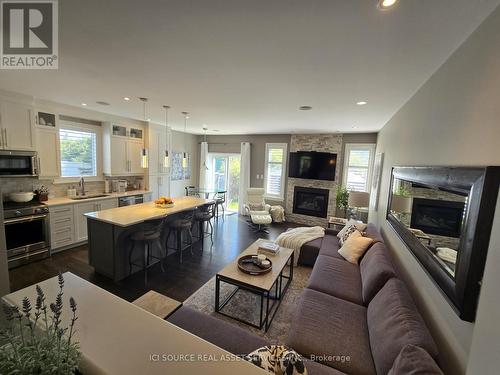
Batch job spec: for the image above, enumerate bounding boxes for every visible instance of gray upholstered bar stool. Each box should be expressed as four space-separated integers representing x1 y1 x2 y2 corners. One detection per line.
128 219 165 285
193 202 216 251
164 210 195 263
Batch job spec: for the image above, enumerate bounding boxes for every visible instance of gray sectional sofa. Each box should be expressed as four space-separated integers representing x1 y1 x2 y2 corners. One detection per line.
168 224 444 374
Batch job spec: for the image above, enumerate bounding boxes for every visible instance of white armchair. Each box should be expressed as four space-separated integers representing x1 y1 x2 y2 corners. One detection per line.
244 188 272 232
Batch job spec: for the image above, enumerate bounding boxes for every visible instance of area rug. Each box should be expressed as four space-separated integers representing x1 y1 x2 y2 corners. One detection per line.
183 266 312 344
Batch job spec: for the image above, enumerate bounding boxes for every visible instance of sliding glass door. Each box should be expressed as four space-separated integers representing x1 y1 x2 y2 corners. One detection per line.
212 154 240 212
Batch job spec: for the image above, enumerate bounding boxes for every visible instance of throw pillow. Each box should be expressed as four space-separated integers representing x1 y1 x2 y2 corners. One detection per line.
245 345 308 375
338 234 374 264
337 219 367 239
339 225 361 245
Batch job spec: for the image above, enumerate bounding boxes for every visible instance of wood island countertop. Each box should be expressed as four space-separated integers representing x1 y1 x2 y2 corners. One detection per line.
84 196 213 227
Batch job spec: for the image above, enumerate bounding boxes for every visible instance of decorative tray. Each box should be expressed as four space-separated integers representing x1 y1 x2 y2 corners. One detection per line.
155 203 175 208
237 254 273 275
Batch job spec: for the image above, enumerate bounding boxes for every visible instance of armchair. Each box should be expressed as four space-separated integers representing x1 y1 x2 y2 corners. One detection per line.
244 188 272 232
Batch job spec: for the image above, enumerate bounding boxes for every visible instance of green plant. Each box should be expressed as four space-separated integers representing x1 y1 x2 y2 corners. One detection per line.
0 274 80 374
336 187 349 210
394 185 411 197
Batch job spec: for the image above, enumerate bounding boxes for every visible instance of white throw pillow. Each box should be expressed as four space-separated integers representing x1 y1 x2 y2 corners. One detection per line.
338 235 374 264
339 225 361 245
337 219 367 239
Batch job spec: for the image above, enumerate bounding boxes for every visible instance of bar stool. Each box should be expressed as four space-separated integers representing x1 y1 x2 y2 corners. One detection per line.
193 202 216 251
214 191 226 220
164 210 195 263
129 219 165 285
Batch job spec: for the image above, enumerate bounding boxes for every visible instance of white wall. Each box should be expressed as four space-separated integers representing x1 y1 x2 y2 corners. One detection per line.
371 5 500 374
170 129 199 198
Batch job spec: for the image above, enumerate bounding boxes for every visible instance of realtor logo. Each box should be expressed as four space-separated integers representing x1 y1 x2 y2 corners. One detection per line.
1 0 58 69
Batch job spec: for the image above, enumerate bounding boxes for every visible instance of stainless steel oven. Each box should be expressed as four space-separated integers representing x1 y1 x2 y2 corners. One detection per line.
118 194 144 207
3 202 50 268
0 150 38 177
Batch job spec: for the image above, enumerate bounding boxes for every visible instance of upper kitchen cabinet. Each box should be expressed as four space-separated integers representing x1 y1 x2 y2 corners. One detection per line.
35 128 61 178
0 100 35 151
34 110 58 129
103 122 145 176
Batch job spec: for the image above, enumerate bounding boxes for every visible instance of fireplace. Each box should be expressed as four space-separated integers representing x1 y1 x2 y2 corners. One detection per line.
410 198 465 238
293 187 329 218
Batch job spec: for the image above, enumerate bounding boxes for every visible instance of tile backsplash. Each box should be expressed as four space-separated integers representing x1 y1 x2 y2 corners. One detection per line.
0 176 144 200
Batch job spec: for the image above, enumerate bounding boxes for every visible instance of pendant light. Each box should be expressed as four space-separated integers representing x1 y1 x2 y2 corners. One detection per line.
139 97 149 169
163 105 170 168
181 111 189 169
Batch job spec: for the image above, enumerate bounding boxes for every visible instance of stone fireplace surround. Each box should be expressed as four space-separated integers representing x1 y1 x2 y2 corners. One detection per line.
285 134 343 226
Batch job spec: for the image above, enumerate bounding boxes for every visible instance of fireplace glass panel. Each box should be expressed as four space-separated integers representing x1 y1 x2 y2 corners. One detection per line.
388 178 467 279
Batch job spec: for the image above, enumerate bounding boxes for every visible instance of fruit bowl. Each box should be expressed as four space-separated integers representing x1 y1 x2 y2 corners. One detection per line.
154 197 174 208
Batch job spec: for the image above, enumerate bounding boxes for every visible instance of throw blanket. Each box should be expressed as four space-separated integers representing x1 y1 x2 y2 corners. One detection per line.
275 226 325 266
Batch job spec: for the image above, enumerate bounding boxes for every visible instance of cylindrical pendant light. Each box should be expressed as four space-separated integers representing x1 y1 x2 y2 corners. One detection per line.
139 97 149 169
163 105 170 168
181 111 189 169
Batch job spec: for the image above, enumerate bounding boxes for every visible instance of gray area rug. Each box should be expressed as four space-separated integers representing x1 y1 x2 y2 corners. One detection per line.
183 266 312 344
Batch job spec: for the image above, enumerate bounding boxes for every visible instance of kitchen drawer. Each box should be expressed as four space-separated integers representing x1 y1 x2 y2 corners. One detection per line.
50 214 74 228
51 236 75 250
51 226 73 242
49 205 74 220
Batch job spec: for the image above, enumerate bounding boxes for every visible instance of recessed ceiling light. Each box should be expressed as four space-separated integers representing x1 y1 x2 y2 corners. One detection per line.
81 103 87 106
96 101 110 106
356 101 367 106
123 97 130 101
378 0 398 10
299 105 312 111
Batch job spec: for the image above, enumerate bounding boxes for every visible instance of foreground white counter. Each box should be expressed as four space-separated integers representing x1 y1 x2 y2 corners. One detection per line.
2 273 266 375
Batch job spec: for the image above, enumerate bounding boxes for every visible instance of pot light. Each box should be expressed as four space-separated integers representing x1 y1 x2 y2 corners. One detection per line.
378 0 398 9
123 97 130 101
356 101 367 106
81 103 87 106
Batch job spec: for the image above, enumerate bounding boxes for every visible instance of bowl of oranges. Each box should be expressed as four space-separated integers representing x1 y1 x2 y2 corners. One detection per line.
155 196 174 208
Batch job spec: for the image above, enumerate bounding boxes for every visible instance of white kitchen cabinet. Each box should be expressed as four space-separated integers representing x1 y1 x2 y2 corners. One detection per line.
143 192 153 202
103 122 145 176
0 101 35 150
36 128 60 177
49 205 75 251
149 174 170 200
74 198 119 242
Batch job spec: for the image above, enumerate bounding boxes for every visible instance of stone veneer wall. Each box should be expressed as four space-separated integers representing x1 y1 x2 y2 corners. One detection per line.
285 134 343 226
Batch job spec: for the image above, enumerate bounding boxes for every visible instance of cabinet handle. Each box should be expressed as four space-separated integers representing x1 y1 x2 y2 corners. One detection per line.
3 129 6 147
55 228 71 234
54 207 71 213
54 218 70 224
0 128 3 148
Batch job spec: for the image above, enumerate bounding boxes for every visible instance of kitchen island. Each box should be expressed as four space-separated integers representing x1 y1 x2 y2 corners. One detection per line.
85 196 212 281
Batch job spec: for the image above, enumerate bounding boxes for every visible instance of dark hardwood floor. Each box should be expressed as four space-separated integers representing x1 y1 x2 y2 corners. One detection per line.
9 214 295 303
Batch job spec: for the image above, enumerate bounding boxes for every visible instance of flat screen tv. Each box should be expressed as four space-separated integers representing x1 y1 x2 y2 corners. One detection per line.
288 151 337 181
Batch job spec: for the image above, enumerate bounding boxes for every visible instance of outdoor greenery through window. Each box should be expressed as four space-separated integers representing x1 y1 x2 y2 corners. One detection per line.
264 143 287 199
342 144 375 192
59 128 97 177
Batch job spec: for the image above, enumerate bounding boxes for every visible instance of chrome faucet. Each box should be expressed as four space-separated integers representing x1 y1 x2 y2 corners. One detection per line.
78 177 85 196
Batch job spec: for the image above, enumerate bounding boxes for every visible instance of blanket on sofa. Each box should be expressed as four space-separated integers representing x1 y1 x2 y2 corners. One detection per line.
275 226 325 266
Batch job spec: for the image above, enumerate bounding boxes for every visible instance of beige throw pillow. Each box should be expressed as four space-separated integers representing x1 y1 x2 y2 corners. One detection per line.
338 234 374 264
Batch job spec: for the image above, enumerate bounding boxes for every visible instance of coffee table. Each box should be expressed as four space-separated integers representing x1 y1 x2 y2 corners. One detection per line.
215 239 294 332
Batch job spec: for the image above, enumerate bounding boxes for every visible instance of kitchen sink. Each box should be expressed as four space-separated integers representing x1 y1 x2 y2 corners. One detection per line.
70 194 111 200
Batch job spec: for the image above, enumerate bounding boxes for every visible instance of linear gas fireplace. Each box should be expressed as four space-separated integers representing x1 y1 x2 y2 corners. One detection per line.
293 187 329 218
410 197 465 238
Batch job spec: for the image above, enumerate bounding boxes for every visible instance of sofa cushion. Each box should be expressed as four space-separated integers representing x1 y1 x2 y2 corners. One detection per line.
299 237 323 266
367 279 439 375
318 234 344 260
304 359 347 375
360 242 397 303
338 234 374 264
168 306 268 355
388 345 443 375
286 288 376 375
307 255 363 305
364 223 384 244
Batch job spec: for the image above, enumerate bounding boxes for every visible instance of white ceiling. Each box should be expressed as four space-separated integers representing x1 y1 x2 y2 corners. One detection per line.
0 0 499 134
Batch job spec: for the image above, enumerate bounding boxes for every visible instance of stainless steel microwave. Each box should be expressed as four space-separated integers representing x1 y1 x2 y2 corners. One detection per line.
0 150 38 177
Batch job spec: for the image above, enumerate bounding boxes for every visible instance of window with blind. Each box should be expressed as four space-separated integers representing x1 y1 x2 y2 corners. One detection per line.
264 143 287 199
59 128 98 177
342 144 375 192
